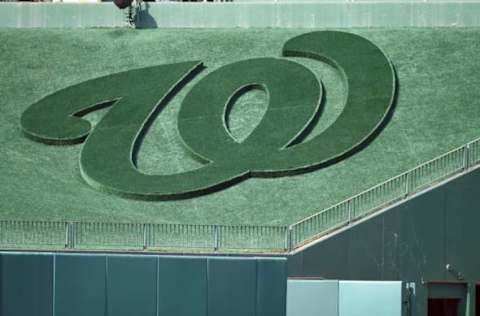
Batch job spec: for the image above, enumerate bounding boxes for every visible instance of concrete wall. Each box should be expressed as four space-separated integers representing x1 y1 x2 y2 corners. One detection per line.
288 167 480 315
2 2 480 28
0 252 287 316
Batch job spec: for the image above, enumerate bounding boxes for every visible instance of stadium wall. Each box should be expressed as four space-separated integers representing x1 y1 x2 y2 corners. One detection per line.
288 167 480 316
2 1 480 28
0 252 287 316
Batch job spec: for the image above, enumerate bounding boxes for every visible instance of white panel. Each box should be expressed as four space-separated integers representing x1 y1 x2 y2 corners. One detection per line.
339 281 402 316
287 280 338 316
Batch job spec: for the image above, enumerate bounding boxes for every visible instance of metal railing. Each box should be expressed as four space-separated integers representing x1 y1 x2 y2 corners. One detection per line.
0 220 289 252
1 137 480 253
289 137 480 249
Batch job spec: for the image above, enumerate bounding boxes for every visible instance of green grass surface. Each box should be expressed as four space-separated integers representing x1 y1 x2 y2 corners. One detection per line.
1 28 480 226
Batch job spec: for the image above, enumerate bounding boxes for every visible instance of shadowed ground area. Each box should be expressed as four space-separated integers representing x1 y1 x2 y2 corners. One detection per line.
1 28 480 226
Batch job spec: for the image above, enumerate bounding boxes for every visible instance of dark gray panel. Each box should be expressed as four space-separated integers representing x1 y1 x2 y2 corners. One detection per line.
1 253 53 316
256 258 287 316
208 257 256 316
107 255 157 316
290 178 449 282
157 256 207 316
54 254 106 316
398 188 447 281
381 207 402 280
444 170 480 281
299 231 349 278
347 215 384 280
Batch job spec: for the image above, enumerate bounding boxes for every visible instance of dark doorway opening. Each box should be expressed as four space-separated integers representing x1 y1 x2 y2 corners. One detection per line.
428 298 460 316
428 283 467 316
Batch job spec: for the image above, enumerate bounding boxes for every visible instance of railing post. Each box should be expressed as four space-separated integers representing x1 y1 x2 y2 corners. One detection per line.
213 225 219 252
66 222 75 249
65 222 69 249
142 223 148 250
285 226 293 252
347 200 353 223
464 144 470 170
405 173 410 197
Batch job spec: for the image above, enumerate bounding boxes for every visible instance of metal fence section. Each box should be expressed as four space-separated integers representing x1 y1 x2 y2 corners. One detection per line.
0 220 289 252
407 146 465 193
73 222 145 250
2 138 480 253
217 225 288 251
148 223 216 250
0 220 67 249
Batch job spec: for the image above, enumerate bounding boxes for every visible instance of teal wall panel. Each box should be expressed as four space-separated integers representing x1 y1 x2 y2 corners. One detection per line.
0 252 287 316
208 257 257 316
55 254 107 316
256 258 287 316
107 255 157 316
0 253 53 316
157 256 208 316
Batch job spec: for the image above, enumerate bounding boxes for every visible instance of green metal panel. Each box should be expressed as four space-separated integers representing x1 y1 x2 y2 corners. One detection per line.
256 257 288 316
208 257 257 316
0 253 53 316
107 255 157 316
55 254 107 316
157 256 208 316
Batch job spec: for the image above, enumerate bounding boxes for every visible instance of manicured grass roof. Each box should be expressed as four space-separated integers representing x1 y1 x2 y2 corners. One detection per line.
1 28 480 226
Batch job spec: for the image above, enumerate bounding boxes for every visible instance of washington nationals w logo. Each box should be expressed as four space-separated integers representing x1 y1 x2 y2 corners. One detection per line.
21 31 396 200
